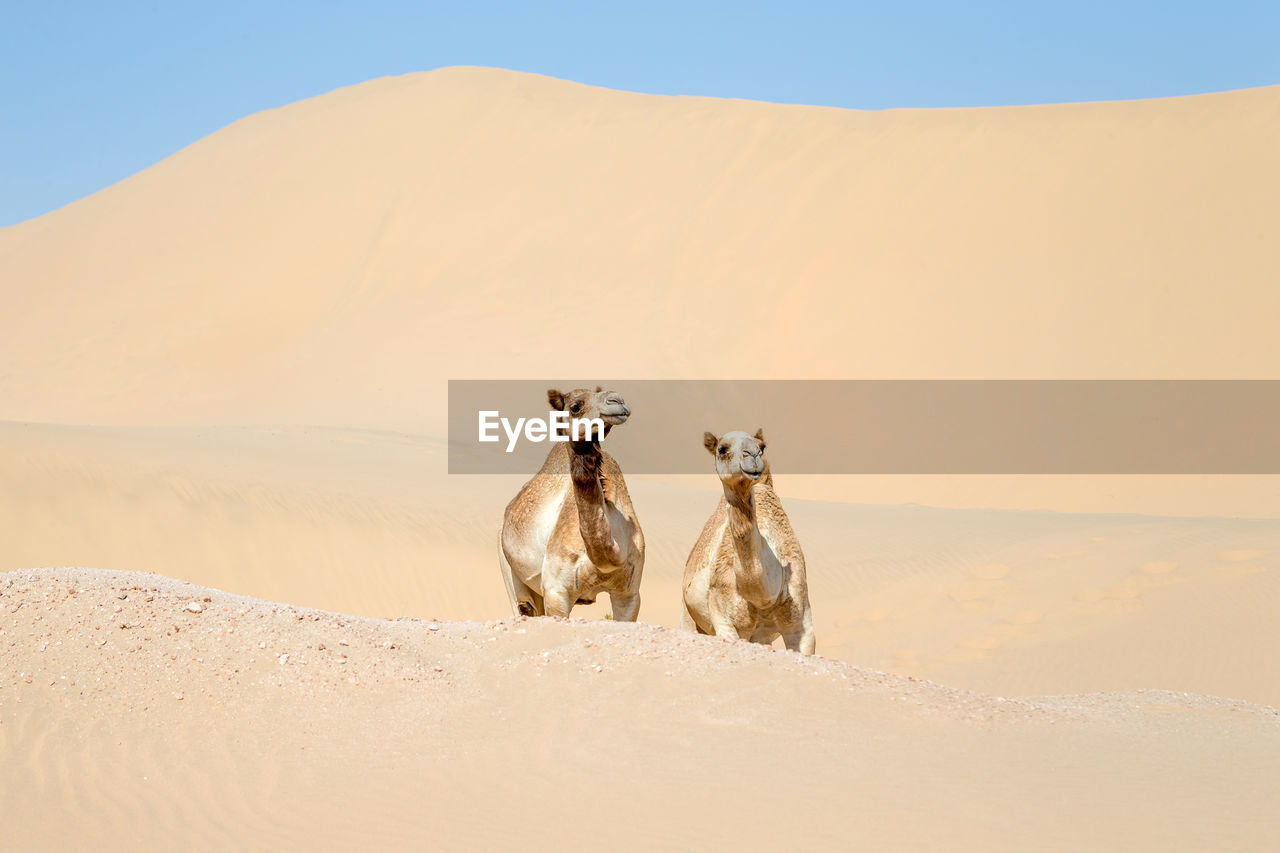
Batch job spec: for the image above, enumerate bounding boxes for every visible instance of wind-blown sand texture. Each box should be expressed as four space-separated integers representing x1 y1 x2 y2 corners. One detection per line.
2 68 1279 849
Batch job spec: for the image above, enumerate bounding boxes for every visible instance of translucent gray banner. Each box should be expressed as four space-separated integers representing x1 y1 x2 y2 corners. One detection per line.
447 380 1280 474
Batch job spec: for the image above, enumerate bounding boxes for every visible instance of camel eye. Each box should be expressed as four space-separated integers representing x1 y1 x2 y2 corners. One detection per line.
570 402 583 414
718 445 729 456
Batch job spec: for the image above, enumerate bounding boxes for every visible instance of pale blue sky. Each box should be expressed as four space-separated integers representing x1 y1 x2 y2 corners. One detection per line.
2 1 1278 225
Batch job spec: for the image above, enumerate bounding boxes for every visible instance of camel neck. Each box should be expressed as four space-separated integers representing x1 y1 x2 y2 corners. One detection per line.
723 484 783 605
568 439 602 482
569 442 626 570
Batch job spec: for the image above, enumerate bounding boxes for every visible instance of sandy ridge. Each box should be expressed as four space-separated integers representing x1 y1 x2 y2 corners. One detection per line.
4 568 1280 851
6 566 1277 719
3 566 1055 720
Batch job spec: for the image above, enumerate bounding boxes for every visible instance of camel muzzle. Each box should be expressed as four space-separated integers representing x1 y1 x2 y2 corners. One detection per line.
600 403 631 424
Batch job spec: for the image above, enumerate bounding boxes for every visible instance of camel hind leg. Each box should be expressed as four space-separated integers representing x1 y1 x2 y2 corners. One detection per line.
521 589 545 617
498 529 542 617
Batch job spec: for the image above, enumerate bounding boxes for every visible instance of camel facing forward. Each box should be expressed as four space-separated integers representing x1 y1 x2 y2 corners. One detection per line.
682 429 815 654
498 387 644 620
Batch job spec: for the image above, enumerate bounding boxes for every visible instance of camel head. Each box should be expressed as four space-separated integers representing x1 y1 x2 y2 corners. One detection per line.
548 386 631 440
703 428 769 489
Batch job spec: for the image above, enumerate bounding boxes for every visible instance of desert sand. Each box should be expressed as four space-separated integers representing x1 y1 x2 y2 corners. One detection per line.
2 68 1280 849
4 568 1278 852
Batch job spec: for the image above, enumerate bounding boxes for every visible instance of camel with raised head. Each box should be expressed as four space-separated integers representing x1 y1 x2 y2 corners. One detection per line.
682 429 815 653
498 387 644 620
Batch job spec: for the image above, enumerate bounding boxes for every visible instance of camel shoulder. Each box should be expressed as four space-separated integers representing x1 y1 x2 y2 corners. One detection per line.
504 445 571 519
535 443 573 474
685 496 728 572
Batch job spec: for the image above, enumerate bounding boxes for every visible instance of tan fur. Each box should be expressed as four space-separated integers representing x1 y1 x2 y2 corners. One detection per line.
682 430 815 654
498 388 645 620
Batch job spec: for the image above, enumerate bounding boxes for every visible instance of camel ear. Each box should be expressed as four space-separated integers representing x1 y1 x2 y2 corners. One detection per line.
703 432 719 454
754 428 766 449
548 389 566 411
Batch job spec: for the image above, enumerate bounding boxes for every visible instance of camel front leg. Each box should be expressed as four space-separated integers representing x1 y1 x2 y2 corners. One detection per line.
783 609 816 655
707 594 746 640
539 551 577 619
609 590 640 622
712 619 744 641
543 584 574 619
680 601 704 634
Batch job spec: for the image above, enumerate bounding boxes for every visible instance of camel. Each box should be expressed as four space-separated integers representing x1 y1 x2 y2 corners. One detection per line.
498 387 644 620
681 429 815 654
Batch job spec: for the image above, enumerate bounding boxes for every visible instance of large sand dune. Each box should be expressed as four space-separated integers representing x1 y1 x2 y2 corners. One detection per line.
2 68 1279 849
2 67 1279 513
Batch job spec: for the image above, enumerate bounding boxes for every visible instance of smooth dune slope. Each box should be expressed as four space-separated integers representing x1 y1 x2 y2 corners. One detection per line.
2 68 1279 514
2 68 1278 409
